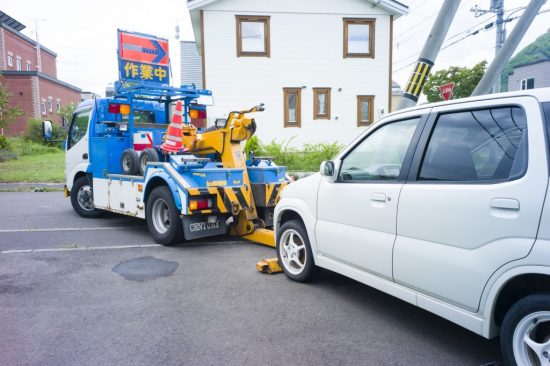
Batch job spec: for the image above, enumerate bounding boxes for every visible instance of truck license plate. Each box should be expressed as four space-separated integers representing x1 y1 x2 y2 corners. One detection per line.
182 215 227 240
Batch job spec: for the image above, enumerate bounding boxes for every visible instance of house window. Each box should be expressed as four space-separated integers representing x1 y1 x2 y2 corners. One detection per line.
313 88 331 120
56 101 61 113
357 95 374 126
41 101 47 115
48 99 53 112
7 55 13 67
521 78 535 90
16 57 22 71
236 15 270 57
26 61 31 71
344 18 375 58
284 88 301 128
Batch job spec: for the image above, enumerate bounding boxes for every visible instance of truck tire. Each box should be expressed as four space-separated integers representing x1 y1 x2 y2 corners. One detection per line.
70 176 103 218
146 186 184 245
500 293 550 366
139 148 159 176
121 149 139 175
276 219 317 282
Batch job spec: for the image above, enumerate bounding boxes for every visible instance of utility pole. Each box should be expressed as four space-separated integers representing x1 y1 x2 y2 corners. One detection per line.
470 0 505 92
396 0 461 111
472 0 547 96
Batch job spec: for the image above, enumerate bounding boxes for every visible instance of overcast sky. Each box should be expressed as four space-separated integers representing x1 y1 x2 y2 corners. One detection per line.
2 0 550 96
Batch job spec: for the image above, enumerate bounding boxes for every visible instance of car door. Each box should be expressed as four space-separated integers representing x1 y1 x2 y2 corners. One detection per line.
316 112 426 280
393 97 549 312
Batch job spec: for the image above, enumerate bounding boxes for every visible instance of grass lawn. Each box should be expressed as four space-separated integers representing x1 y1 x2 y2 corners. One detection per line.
0 150 64 183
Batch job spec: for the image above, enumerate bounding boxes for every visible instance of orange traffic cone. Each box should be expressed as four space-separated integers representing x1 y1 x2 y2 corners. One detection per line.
160 101 188 153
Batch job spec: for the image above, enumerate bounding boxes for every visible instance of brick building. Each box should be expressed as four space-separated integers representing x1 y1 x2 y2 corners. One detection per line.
0 11 81 135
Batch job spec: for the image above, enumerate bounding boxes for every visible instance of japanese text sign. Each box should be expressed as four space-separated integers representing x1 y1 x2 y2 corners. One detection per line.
118 30 170 85
439 82 455 101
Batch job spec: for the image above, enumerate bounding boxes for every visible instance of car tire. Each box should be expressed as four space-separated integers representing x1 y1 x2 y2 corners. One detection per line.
139 148 159 176
500 293 550 366
70 176 103 218
276 219 316 282
121 149 139 175
146 186 184 246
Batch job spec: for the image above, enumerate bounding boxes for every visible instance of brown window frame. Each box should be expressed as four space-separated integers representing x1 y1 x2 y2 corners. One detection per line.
313 88 331 120
343 18 376 59
284 88 301 128
357 95 375 127
236 15 271 57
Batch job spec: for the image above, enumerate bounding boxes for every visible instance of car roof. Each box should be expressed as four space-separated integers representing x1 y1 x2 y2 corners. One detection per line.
391 87 550 117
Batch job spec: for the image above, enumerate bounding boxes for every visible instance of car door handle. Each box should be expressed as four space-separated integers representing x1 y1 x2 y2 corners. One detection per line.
491 198 520 210
371 193 387 202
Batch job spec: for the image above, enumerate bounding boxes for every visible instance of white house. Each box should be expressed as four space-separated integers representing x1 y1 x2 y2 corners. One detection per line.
187 0 408 146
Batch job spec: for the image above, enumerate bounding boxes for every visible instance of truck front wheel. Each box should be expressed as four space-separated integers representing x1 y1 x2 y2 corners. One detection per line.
70 176 103 218
146 186 184 245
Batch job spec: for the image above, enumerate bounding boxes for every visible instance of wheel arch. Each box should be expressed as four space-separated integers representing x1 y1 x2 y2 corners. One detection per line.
274 198 318 254
483 266 550 338
144 175 183 211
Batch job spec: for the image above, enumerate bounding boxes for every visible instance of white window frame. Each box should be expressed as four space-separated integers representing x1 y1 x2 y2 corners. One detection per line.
48 98 53 112
41 100 47 115
26 61 32 71
520 78 535 90
16 57 22 71
7 54 13 67
56 100 61 113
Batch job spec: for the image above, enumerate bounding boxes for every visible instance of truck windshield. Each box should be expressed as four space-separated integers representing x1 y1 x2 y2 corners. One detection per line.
68 108 91 149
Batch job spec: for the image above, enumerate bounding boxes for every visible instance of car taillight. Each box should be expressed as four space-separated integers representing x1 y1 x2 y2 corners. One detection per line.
189 198 213 211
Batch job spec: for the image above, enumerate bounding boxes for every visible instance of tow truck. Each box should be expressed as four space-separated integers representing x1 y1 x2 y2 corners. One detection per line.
43 82 288 249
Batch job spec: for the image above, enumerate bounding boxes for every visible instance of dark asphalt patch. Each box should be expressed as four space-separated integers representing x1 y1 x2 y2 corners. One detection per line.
112 256 178 282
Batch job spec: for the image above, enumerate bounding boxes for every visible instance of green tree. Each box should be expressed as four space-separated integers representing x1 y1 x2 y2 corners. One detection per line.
58 102 76 126
423 61 487 103
0 78 23 130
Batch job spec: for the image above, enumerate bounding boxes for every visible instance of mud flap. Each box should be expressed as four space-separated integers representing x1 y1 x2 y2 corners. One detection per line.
182 214 227 240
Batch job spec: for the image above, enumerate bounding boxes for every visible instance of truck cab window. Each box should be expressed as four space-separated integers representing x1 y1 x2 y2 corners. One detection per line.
68 108 91 149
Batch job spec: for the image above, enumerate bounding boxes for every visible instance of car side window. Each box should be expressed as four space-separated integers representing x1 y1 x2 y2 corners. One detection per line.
419 106 527 182
68 108 91 149
339 117 420 182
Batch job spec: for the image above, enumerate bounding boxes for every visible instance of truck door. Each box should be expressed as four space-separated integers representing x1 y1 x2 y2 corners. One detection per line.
66 107 92 189
393 97 548 312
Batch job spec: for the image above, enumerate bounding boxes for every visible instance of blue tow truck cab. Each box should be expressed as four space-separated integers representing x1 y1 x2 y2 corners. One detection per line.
48 82 287 245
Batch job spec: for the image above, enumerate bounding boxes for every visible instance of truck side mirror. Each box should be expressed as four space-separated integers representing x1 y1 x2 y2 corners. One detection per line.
42 120 53 140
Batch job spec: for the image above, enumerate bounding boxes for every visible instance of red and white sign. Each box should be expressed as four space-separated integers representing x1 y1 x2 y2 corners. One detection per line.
133 132 153 151
439 82 455 101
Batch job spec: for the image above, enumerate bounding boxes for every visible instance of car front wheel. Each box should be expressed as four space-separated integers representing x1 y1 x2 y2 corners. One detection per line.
276 219 316 282
501 293 550 366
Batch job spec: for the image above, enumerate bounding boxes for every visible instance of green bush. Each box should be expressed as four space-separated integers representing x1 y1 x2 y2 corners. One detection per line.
7 137 59 156
0 135 10 150
25 119 66 147
249 137 344 172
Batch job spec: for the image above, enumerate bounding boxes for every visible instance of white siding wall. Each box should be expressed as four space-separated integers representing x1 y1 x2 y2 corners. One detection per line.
200 0 392 146
507 61 550 92
180 41 203 88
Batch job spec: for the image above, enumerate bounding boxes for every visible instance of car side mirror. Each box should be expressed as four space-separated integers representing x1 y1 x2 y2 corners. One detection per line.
320 160 335 177
42 120 53 140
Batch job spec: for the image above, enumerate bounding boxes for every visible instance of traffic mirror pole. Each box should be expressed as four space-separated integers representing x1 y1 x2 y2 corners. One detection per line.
471 0 547 97
396 0 461 111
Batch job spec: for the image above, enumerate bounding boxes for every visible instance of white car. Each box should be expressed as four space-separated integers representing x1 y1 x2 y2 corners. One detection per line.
274 88 550 366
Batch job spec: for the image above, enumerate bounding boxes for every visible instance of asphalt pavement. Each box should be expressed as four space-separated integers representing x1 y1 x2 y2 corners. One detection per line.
0 192 502 366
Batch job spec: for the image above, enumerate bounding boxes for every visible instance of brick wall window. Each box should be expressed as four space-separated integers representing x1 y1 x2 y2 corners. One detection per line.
284 88 301 128
48 99 53 112
344 18 376 58
357 95 374 126
26 61 32 71
7 55 13 67
56 101 61 113
16 57 22 71
236 15 270 57
41 101 47 115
